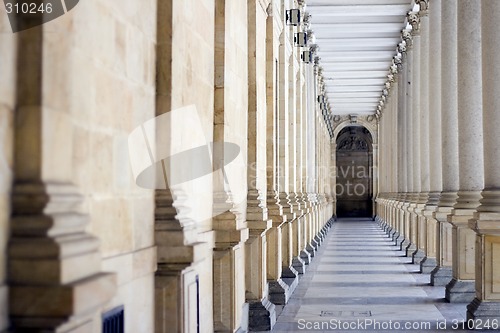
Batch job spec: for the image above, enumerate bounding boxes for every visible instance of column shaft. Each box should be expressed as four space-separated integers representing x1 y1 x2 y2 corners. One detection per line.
467 0 500 321
446 0 484 303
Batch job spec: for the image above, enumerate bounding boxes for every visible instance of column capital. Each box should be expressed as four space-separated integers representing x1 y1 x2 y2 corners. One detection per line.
397 41 406 56
266 2 273 16
408 11 421 35
418 0 429 16
402 28 413 48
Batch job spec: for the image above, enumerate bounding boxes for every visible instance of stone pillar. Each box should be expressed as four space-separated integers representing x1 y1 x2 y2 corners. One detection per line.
396 48 408 248
277 20 300 298
402 32 414 251
421 0 442 274
211 1 250 330
407 12 421 258
446 0 484 303
467 0 500 321
245 0 276 329
430 0 458 287
8 14 116 332
414 3 430 265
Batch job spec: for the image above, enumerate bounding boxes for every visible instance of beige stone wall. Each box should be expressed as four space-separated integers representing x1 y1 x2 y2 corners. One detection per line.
0 11 16 332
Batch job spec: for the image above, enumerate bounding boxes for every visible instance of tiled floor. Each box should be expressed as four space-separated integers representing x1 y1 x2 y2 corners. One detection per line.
263 218 472 332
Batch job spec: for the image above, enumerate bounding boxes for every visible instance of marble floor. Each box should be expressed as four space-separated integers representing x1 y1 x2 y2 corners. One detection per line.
263 218 473 332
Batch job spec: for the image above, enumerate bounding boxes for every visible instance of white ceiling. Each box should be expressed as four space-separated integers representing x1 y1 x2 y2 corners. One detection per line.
307 0 414 115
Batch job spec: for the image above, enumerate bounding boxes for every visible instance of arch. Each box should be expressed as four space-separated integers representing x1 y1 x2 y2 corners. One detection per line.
332 118 378 144
335 125 375 218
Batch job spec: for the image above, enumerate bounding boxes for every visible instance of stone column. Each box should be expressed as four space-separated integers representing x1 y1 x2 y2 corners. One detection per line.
211 1 250 330
413 3 430 265
421 0 442 274
277 17 300 297
445 0 484 303
467 0 500 321
430 0 458 287
407 12 422 258
288 54 306 275
8 14 116 332
396 49 408 248
402 31 414 251
245 0 276 329
265 1 291 309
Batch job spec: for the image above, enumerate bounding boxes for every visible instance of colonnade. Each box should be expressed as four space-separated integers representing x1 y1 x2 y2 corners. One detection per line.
155 0 335 332
0 0 335 332
377 0 500 322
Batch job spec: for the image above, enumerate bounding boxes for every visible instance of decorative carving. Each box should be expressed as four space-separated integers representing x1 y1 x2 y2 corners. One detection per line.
383 88 389 96
333 115 342 123
349 114 358 123
304 12 311 27
266 2 273 16
393 54 403 72
390 65 398 76
418 0 429 13
408 11 420 35
338 136 369 151
310 43 319 53
398 41 406 55
387 73 395 83
402 28 412 47
367 115 375 123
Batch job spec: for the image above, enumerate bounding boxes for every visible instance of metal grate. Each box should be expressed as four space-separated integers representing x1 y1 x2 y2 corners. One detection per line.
103 305 124 333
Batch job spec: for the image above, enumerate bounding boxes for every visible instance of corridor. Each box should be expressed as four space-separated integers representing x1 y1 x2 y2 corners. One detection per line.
267 219 469 332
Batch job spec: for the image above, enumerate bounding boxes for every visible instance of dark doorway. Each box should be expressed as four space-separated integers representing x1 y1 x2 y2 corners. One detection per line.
335 126 373 218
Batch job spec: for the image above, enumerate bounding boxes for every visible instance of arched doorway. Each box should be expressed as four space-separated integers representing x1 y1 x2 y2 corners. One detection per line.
335 126 373 218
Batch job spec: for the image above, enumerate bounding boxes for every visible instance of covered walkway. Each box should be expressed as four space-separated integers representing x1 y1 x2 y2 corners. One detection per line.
266 219 469 332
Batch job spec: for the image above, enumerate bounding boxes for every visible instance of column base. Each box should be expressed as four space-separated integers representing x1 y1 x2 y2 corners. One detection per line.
445 278 475 303
412 249 426 265
405 243 417 257
248 298 276 331
311 238 320 251
292 256 306 274
430 266 452 286
467 298 500 322
390 229 399 240
395 235 405 250
268 279 290 305
306 244 316 258
281 266 299 295
300 250 311 265
420 256 437 273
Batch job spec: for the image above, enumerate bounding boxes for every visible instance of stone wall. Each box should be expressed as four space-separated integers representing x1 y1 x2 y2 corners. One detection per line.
0 10 16 332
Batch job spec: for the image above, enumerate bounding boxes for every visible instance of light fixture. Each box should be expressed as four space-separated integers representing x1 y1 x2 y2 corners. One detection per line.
294 32 308 47
301 50 312 63
286 9 301 26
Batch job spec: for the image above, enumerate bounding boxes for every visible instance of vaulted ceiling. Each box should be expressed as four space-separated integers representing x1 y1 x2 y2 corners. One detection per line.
307 0 414 115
